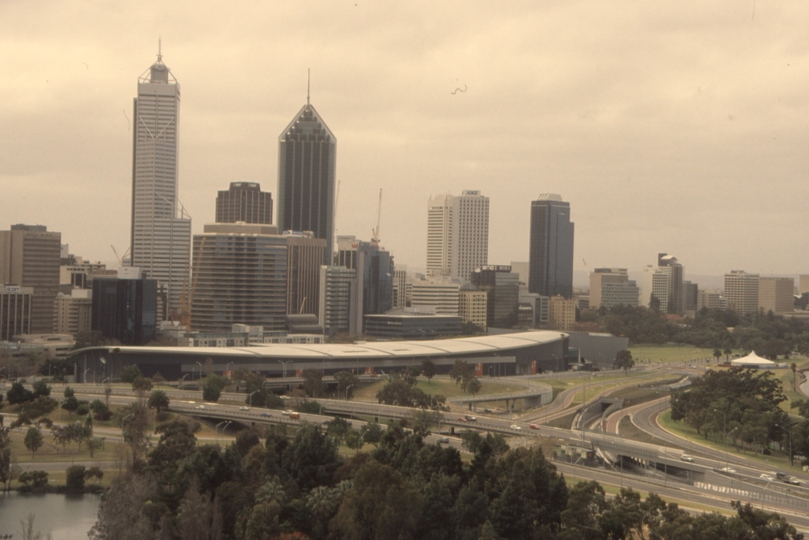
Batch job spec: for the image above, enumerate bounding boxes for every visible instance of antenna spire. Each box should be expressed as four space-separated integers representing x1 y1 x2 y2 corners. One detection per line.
307 69 310 105
157 37 163 62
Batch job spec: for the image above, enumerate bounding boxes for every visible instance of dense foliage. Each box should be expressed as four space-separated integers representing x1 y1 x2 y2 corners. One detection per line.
671 368 791 456
592 305 809 356
89 415 803 540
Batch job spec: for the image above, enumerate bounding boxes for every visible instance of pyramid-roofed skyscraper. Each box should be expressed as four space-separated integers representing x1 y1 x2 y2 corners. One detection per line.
277 90 336 260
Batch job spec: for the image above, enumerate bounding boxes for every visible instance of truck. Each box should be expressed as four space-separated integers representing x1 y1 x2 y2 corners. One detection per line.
288 412 300 420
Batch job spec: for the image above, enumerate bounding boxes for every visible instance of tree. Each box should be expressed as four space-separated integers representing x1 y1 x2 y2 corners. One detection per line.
66 464 86 490
87 437 104 458
724 347 733 361
24 427 43 458
131 377 153 392
7 382 34 405
330 460 422 540
31 380 50 398
61 396 79 416
449 360 473 387
614 350 634 375
147 390 170 413
421 358 436 381
713 348 722 363
120 365 142 383
792 363 798 391
466 377 482 396
18 470 48 489
85 466 103 485
301 369 325 398
202 374 227 402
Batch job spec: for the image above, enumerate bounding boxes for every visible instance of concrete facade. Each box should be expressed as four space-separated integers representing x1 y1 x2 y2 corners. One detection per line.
724 270 759 315
758 277 794 314
426 190 489 282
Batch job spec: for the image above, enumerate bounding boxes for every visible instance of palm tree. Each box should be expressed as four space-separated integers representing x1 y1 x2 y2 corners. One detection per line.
791 363 798 391
713 349 722 363
723 347 732 361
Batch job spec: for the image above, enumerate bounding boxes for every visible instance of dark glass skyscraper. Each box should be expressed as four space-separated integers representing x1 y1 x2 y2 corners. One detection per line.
91 278 157 345
277 99 336 259
528 194 574 299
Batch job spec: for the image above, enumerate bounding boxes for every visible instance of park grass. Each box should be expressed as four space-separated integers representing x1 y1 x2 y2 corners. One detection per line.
629 345 726 365
656 410 798 473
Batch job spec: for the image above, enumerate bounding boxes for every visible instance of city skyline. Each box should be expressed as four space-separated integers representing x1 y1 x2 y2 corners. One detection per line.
3 2 809 277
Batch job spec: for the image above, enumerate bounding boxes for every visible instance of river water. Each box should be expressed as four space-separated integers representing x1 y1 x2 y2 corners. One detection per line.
0 492 100 539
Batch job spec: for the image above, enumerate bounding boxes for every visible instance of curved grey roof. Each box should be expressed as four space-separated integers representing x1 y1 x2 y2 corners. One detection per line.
75 330 566 360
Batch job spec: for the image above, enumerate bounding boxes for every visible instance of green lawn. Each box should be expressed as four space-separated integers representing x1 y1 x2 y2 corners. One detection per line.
629 345 727 365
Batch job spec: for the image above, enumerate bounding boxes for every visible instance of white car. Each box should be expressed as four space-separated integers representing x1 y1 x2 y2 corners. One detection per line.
760 474 775 482
720 467 736 473
680 454 694 463
510 424 522 430
195 404 205 410
239 406 250 411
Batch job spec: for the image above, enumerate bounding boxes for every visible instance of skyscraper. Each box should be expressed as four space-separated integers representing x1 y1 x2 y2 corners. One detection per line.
190 223 288 332
528 194 574 299
426 190 489 282
130 45 191 313
0 224 61 333
216 182 273 224
277 93 336 259
724 270 759 315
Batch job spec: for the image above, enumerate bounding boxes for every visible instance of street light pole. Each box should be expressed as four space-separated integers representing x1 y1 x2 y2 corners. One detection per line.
249 390 259 407
195 361 202 380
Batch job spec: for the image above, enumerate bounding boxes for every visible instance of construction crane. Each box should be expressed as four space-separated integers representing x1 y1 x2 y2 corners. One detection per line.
370 188 383 244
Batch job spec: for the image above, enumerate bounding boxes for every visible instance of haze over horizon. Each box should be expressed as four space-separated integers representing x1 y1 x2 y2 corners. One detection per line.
2 1 808 278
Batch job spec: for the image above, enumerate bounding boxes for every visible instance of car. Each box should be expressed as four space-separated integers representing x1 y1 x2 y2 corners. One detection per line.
457 417 468 423
282 410 294 415
720 467 736 473
260 412 272 418
483 408 493 413
786 477 802 485
195 405 205 410
239 406 250 411
437 437 450 444
760 474 776 482
464 415 477 422
510 424 522 430
680 454 694 463
529 424 540 430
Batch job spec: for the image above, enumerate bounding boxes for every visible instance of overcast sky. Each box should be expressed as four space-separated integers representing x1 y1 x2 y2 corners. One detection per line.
2 1 807 281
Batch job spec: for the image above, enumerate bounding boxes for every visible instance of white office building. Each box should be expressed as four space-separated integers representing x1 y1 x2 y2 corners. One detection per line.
426 190 489 282
411 278 461 315
130 45 191 313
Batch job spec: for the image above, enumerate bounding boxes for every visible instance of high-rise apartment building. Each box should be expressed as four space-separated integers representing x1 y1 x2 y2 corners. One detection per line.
0 285 33 340
800 275 809 295
190 223 288 333
54 289 92 337
683 281 699 313
589 268 638 310
130 47 191 313
459 284 488 330
724 271 759 315
528 194 574 299
758 277 794 314
0 224 61 333
641 265 672 312
426 190 489 282
411 278 461 315
392 266 409 309
548 295 576 331
285 231 326 317
318 265 355 335
658 254 684 314
216 182 273 224
470 265 519 328
697 289 727 311
277 97 336 259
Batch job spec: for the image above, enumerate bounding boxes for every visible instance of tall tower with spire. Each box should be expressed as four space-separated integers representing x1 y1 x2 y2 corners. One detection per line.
130 42 191 315
277 75 336 259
